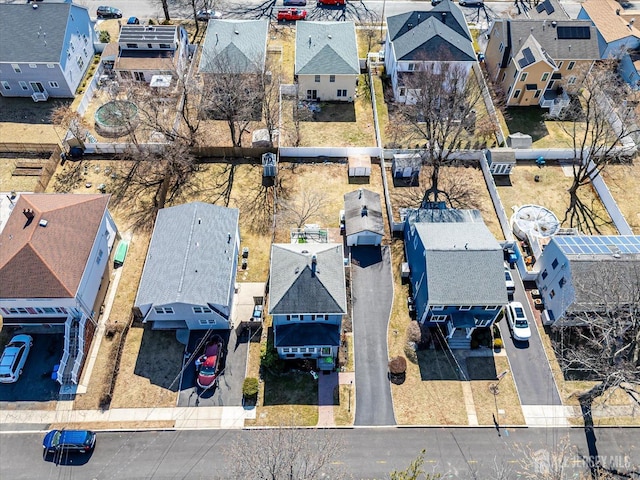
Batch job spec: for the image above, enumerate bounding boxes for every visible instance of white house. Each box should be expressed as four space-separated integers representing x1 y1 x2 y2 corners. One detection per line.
134 202 240 334
344 189 384 247
0 2 96 100
0 194 118 384
268 243 347 370
384 2 476 103
295 21 360 102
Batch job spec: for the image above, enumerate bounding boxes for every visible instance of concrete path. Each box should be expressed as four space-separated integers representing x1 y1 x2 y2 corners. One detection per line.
317 372 339 427
351 246 395 426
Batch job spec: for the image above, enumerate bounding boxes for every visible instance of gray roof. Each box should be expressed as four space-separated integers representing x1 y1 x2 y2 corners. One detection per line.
118 25 177 44
269 243 346 315
386 4 474 62
508 20 600 61
199 19 269 73
414 219 507 306
344 189 384 237
275 323 341 347
295 22 359 75
487 148 516 163
0 3 89 63
406 207 485 225
135 202 239 308
393 153 422 169
519 0 569 20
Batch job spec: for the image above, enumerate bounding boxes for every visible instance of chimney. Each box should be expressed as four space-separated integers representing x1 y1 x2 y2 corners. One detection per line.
23 208 34 220
308 35 312 46
311 254 317 277
441 12 447 23
361 205 368 216
617 8 621 15
227 232 232 243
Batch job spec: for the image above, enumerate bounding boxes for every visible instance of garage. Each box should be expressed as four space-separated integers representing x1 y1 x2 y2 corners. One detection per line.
343 188 384 247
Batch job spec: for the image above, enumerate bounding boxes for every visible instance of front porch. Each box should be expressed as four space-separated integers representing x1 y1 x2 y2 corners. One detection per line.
441 311 497 349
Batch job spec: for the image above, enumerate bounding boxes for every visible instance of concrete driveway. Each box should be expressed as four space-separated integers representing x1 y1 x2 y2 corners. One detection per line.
350 246 395 426
499 265 561 406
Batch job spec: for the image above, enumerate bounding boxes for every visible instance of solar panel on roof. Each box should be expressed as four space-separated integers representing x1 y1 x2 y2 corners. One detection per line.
554 235 640 256
557 26 591 40
544 1 555 14
518 47 536 68
536 3 545 13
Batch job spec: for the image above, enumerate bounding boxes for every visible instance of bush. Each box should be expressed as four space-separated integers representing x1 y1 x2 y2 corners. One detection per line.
148 18 155 25
388 356 407 375
493 338 503 349
99 30 110 43
406 321 421 343
242 377 259 397
470 339 480 349
403 342 418 364
493 324 501 339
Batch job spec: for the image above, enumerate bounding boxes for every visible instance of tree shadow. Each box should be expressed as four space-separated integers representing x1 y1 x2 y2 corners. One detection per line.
132 327 183 391
417 350 461 381
305 102 356 123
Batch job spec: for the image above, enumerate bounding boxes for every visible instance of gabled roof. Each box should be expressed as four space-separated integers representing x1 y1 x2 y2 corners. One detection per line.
118 25 178 45
135 202 239 308
199 19 269 73
275 322 341 347
386 4 475 62
0 3 90 63
521 0 568 20
344 189 384 237
0 194 111 299
295 22 359 75
515 35 556 70
269 243 346 315
508 20 600 61
411 209 507 306
581 0 640 44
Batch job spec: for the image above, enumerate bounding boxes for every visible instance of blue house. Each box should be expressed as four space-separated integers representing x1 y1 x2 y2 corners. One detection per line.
268 243 346 370
0 2 96 100
578 0 640 59
404 208 507 348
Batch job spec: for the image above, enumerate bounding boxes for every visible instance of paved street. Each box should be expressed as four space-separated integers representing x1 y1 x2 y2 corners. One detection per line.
350 246 395 426
1 427 639 478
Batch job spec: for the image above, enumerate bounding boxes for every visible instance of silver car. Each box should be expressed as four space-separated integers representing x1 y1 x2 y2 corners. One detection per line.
0 334 33 383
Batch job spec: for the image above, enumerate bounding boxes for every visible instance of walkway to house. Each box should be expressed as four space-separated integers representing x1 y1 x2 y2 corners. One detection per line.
316 371 355 427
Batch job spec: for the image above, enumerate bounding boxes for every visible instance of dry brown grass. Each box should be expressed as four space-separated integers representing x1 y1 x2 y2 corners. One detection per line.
333 384 355 426
496 164 617 234
269 25 296 84
0 124 60 147
0 157 46 192
600 162 640 234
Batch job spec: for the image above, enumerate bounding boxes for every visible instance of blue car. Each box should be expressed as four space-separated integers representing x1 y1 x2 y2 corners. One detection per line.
43 430 96 454
127 16 140 25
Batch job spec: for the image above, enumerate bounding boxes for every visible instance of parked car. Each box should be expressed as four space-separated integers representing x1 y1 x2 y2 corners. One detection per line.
96 6 123 19
459 0 484 6
431 0 443 5
196 335 224 389
283 0 307 6
317 0 345 5
252 303 264 321
506 301 532 341
126 16 140 25
196 9 222 21
277 8 307 21
504 263 515 295
43 430 96 454
0 334 33 384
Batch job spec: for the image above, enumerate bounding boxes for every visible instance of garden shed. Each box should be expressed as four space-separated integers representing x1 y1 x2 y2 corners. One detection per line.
486 148 516 176
348 155 371 178
391 153 422 179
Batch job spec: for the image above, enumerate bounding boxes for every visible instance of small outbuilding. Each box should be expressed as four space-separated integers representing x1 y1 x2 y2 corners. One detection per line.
348 155 371 178
343 188 384 247
486 148 516 175
507 132 533 149
391 153 422 179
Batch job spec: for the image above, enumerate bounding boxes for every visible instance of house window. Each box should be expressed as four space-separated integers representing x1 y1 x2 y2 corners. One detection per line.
534 90 541 98
567 61 575 71
399 87 406 97
147 44 153 49
47 63 55 69
159 44 172 49
408 63 416 71
514 89 521 99
56 307 67 314
485 306 499 311
291 347 299 353
48 81 59 88
541 72 549 82
501 72 506 82
193 306 213 314
550 290 556 299
459 306 472 311
11 64 21 73
321 347 331 356
329 75 335 82
307 347 316 353
337 89 347 97
154 307 174 314
282 347 291 353
43 307 55 314
198 318 217 325
19 81 28 90
126 43 139 48
315 75 321 83
29 63 37 69
431 306 444 311
299 347 307 353
520 72 527 82
559 277 566 288
431 315 448 322
513 70 518 79
552 258 559 269
567 76 577 85
476 318 492 327
96 249 103 264
541 269 548 280
499 42 504 52
1 81 10 90
557 61 563 69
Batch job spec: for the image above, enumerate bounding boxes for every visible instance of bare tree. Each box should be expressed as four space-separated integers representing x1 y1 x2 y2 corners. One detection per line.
227 0 377 23
389 449 442 480
396 60 487 206
153 0 171 23
223 426 344 480
556 61 640 234
262 59 283 147
278 189 328 229
50 103 90 149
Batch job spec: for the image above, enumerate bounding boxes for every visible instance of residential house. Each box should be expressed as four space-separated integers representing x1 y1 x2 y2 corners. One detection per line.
295 21 359 102
535 235 640 326
0 194 118 384
268 243 347 370
134 202 240 332
404 207 507 348
114 25 190 83
513 0 568 21
343 188 384 247
619 50 640 90
578 0 640 58
198 19 269 74
0 2 96 100
484 18 599 115
384 2 476 103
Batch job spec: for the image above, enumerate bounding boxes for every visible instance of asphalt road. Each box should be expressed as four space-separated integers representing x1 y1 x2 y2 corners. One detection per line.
2 427 639 478
350 246 395 426
499 265 562 406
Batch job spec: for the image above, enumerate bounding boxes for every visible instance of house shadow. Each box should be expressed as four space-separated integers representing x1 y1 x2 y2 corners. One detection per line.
305 102 356 123
492 175 513 187
262 369 318 406
133 326 184 391
350 246 382 268
0 96 72 124
348 176 370 185
465 356 498 381
392 176 419 188
417 350 462 381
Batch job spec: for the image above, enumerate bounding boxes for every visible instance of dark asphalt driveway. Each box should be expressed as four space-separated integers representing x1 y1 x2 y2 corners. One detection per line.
500 265 561 406
350 246 395 426
177 328 248 407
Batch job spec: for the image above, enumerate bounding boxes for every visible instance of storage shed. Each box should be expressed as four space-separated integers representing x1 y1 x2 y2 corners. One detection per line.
392 153 422 179
486 148 516 176
507 132 533 149
348 155 371 178
343 188 384 247
262 152 277 177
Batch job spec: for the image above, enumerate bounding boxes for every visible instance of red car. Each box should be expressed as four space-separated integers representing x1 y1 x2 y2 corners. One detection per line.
317 0 345 5
196 335 224 389
277 8 307 21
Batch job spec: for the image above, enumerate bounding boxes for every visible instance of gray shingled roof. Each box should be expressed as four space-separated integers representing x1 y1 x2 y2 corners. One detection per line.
269 243 346 315
0 3 87 63
415 221 507 306
519 0 569 20
118 25 177 44
509 20 599 61
295 22 359 75
275 323 341 347
344 189 384 237
135 202 239 308
199 19 269 73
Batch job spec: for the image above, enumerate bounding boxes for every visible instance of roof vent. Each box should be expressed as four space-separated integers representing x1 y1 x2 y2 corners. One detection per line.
32 3 38 9
39 219 48 227
301 250 309 254
551 21 557 28
328 34 332 39
234 29 239 35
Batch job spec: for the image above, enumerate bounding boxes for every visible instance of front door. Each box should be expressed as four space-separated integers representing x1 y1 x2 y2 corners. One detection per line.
306 89 317 100
134 71 146 82
29 82 44 93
